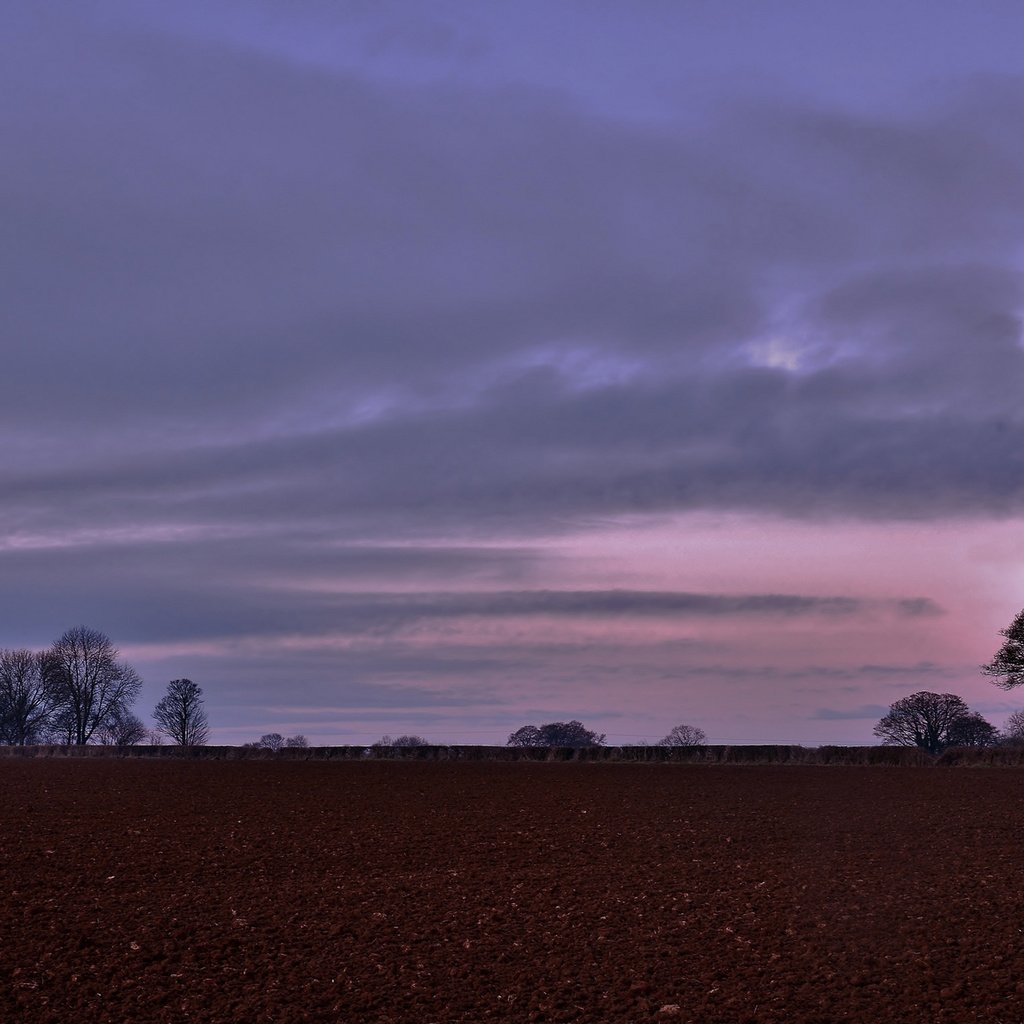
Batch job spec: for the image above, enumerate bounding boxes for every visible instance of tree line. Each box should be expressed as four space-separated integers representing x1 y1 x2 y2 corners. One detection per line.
0 626 208 748
7 609 1024 753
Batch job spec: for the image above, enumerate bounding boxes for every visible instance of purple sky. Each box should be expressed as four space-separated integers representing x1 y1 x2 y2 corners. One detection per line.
5 1 1024 744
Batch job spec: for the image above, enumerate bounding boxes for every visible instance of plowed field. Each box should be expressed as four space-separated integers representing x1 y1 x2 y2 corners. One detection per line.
3 759 1024 1023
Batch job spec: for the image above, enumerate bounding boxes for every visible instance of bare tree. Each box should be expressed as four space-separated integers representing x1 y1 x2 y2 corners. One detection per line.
657 723 707 747
0 649 52 744
1003 709 1024 745
96 708 147 751
285 735 309 748
153 679 209 747
256 732 284 751
982 609 1024 689
392 734 429 746
873 692 977 755
43 704 78 746
47 627 142 745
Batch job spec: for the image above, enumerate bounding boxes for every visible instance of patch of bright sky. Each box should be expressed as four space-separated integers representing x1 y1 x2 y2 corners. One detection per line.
740 327 857 376
551 511 1024 629
274 341 651 439
744 335 808 373
501 344 651 392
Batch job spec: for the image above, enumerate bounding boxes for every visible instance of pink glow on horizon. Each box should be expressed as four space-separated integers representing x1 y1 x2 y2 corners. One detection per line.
126 514 1024 747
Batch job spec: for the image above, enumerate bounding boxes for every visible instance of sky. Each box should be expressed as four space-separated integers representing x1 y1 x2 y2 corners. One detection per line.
5 0 1024 745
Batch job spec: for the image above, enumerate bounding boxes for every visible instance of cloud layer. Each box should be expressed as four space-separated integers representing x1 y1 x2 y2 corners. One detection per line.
2 2 1021 741
6 7 1024 538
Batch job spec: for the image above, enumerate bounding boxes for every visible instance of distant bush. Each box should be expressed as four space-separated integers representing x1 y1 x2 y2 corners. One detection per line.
506 721 606 747
657 724 707 747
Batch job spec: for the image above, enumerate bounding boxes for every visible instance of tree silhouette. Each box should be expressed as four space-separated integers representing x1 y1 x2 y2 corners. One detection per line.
506 725 542 746
153 679 209 747
46 627 142 745
506 721 605 747
657 723 707 746
374 734 429 747
1004 709 1024 744
873 692 984 755
0 649 52 745
945 712 999 748
96 708 147 751
982 608 1024 689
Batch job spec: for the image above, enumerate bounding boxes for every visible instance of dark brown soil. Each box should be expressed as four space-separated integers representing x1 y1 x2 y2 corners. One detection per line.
2 759 1023 1023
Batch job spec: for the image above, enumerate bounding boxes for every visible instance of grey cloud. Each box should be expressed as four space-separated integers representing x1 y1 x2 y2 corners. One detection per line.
0 558 933 647
8 355 1024 547
326 590 869 623
854 660 945 674
687 661 949 683
732 99 1024 264
5 8 1024 533
1 20 755 433
810 705 891 721
0 537 550 649
0 537 543 588
893 600 946 619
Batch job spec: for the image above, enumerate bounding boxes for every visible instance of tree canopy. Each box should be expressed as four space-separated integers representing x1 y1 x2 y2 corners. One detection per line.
657 723 707 746
507 720 605 747
873 691 994 755
981 608 1024 690
945 712 999 748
